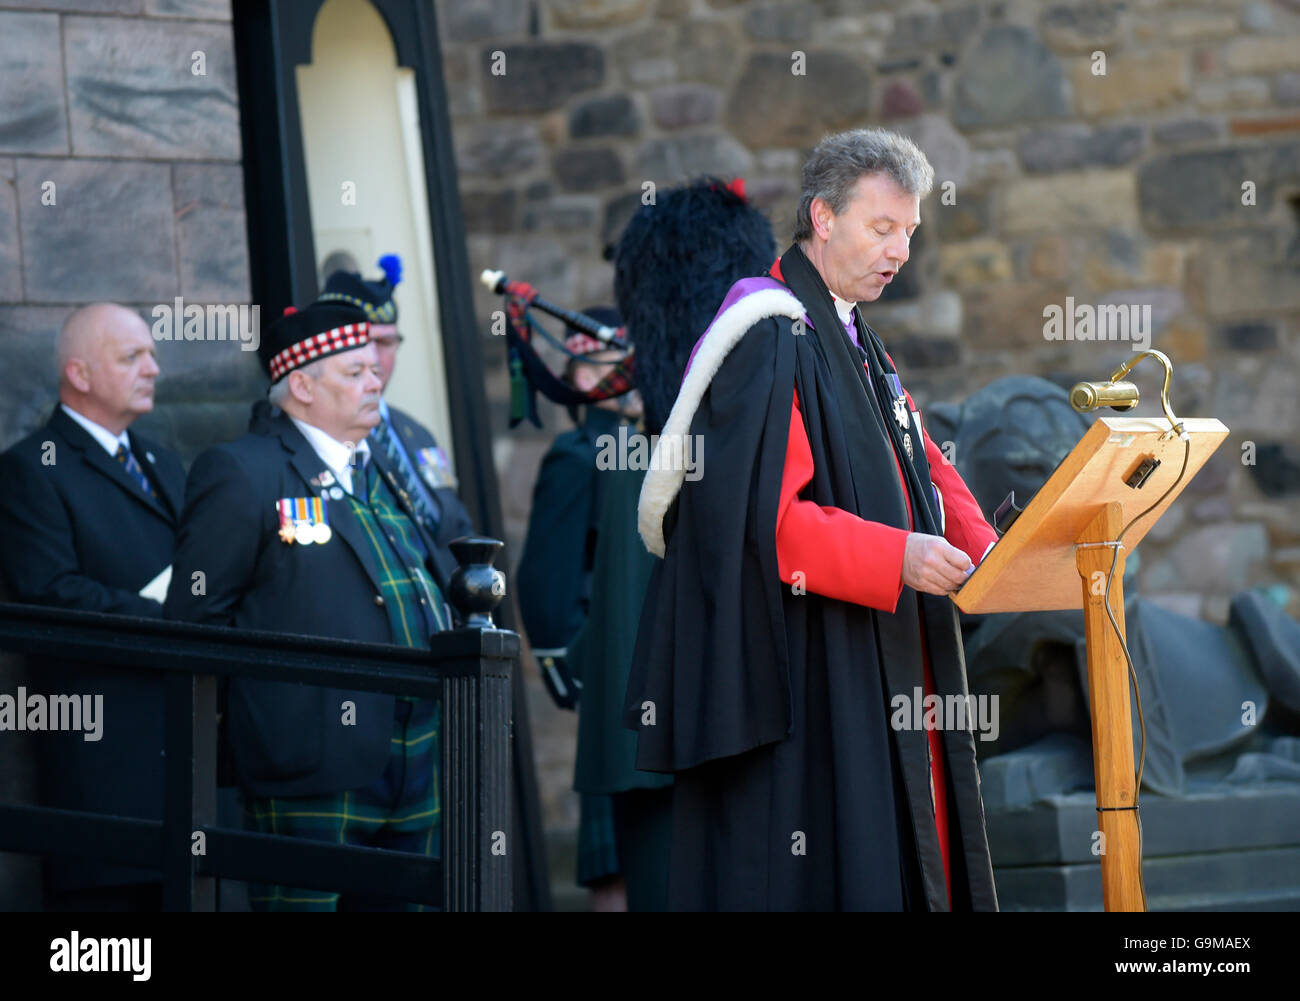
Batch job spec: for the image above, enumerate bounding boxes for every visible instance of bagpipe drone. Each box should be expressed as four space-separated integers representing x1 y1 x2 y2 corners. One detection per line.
480 269 635 429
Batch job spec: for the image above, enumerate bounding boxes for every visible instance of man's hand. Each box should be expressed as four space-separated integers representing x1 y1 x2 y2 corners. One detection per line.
902 533 972 595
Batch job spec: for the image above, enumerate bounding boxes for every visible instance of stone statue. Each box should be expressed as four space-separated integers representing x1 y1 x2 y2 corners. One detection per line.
926 376 1300 809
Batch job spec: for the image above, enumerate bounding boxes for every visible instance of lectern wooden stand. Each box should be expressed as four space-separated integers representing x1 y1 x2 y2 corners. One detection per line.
953 415 1229 911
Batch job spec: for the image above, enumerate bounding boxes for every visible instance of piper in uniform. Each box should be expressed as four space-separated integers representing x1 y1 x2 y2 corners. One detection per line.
165 301 454 911
515 308 646 910
318 254 475 583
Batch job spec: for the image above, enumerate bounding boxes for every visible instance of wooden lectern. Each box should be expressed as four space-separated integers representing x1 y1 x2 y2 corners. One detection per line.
953 414 1229 911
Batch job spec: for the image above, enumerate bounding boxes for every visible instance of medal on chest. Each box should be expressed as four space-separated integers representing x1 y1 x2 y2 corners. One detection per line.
882 371 917 460
416 445 457 490
276 495 332 545
884 372 910 431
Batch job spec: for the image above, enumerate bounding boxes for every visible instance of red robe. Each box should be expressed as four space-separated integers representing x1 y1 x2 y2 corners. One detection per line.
774 351 997 909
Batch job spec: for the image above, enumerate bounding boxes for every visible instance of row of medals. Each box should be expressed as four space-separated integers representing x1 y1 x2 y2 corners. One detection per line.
279 519 332 546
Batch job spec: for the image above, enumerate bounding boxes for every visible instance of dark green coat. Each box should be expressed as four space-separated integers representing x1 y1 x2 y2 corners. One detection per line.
570 441 673 797
517 408 671 888
515 413 608 657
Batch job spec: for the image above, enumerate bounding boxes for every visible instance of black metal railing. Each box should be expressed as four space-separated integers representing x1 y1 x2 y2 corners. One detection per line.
0 601 516 911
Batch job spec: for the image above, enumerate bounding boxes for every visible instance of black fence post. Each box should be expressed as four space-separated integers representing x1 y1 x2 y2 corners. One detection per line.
162 671 217 911
0 604 520 910
441 631 514 912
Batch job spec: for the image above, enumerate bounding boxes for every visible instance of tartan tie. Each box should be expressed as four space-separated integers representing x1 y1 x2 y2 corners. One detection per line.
115 443 156 498
353 456 447 637
371 416 440 533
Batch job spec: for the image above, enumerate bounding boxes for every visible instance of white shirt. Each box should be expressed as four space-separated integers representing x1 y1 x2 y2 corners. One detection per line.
290 417 372 496
830 289 857 327
61 404 129 458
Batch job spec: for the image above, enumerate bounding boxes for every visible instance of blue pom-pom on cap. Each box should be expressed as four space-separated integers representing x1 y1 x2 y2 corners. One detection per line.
378 254 403 288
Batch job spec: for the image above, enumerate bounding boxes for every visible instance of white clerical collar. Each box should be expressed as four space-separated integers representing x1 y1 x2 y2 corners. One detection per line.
61 403 129 457
290 416 372 495
830 289 857 327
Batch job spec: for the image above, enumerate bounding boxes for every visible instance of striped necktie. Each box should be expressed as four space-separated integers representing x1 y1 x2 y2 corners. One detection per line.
351 455 375 504
115 443 156 498
371 415 440 533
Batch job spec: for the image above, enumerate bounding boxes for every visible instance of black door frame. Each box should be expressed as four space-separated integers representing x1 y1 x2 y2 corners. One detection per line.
231 0 551 911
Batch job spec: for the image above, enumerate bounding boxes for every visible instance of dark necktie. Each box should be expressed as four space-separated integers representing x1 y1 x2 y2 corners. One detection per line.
371 415 441 533
352 455 375 504
115 443 156 498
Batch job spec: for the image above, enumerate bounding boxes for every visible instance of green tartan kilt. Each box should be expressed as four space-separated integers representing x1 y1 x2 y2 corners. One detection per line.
243 697 441 911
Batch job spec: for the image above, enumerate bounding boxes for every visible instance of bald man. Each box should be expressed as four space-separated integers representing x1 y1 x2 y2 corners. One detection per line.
0 303 186 910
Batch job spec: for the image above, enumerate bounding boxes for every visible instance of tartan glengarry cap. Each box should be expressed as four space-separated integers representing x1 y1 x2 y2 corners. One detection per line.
564 305 623 358
259 302 371 383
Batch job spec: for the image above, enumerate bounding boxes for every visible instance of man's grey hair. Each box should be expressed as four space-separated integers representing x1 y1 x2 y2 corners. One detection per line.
794 128 935 242
320 249 360 285
267 357 324 406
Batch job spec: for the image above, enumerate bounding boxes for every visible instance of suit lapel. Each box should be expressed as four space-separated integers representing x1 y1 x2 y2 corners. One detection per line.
391 407 458 493
49 409 174 524
275 418 388 598
129 430 181 521
377 414 438 520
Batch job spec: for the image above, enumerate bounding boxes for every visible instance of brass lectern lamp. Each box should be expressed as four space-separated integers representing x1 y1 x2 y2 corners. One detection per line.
954 349 1230 912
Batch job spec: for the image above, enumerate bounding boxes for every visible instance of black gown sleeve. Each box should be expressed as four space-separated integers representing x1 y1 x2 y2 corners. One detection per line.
622 314 797 772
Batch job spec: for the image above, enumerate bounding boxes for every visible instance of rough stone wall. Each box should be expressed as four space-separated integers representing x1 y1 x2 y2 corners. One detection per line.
436 0 1300 867
1 0 1297 903
0 0 256 465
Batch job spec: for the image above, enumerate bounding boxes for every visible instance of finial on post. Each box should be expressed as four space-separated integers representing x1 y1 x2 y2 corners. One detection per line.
446 537 506 629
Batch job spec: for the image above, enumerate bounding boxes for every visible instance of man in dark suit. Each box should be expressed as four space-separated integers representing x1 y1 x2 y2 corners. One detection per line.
318 255 475 584
165 301 454 910
0 302 186 910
